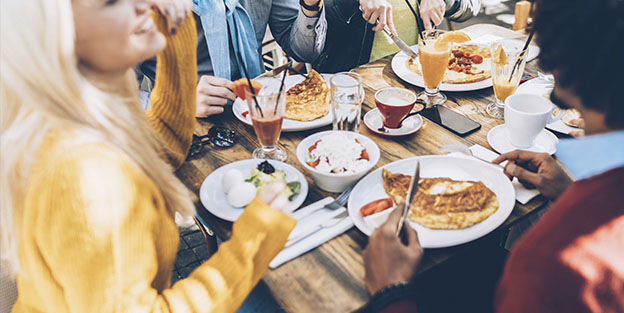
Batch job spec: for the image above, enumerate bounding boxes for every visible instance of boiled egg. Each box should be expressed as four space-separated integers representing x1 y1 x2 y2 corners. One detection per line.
222 169 244 194
227 182 256 208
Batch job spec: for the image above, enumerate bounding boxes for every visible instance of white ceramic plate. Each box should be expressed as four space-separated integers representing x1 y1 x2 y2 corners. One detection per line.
487 124 559 155
391 38 539 92
232 74 333 132
363 108 424 137
199 159 309 222
515 78 580 135
347 155 515 248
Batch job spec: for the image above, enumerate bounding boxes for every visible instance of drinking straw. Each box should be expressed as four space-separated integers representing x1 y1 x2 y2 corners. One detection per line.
287 65 309 79
404 0 426 43
508 28 535 82
275 60 291 114
230 19 263 117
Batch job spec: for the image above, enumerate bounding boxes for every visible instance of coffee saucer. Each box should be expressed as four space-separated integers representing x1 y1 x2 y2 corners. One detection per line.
487 124 559 155
364 108 424 137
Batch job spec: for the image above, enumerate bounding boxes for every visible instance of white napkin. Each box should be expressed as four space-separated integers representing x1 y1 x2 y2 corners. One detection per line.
270 197 353 269
468 144 541 204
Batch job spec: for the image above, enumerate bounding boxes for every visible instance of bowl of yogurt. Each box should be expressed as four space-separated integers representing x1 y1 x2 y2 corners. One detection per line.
296 130 380 192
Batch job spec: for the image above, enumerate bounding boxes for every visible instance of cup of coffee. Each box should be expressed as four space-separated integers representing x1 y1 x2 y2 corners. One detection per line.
504 94 562 148
374 88 418 128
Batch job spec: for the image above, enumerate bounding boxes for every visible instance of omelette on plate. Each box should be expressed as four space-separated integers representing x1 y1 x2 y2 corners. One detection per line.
285 69 329 121
382 169 499 229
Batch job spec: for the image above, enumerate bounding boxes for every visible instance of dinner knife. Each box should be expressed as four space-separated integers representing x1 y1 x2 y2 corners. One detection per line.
383 26 418 58
396 160 420 239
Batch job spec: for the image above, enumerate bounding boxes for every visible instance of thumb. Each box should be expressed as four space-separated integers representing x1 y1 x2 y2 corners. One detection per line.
506 162 541 186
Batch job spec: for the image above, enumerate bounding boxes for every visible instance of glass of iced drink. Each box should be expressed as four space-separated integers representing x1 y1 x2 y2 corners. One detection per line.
246 78 287 161
486 43 527 118
330 72 364 133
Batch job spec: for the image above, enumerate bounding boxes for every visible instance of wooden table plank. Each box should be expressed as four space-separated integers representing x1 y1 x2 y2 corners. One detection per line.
177 24 549 313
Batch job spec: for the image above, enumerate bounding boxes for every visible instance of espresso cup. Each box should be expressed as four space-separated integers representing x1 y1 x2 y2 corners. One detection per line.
374 88 417 128
504 94 562 148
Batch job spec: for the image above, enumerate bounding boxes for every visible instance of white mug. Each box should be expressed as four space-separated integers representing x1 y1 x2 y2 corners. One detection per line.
504 94 562 148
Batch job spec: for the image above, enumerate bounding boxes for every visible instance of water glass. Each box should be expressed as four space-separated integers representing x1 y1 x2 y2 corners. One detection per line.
330 72 364 133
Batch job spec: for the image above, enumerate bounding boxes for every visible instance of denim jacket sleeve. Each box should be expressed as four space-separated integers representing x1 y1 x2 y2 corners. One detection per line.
268 0 327 63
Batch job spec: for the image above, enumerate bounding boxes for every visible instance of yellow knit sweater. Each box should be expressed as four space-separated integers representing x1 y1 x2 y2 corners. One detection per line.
11 15 296 313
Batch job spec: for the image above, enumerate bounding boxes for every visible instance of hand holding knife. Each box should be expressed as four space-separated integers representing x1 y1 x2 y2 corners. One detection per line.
396 160 420 243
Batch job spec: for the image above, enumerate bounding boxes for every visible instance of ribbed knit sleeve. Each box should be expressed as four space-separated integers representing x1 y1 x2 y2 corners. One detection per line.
146 14 197 169
16 143 296 313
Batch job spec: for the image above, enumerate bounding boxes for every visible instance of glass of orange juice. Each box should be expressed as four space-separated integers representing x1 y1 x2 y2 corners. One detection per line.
486 43 527 118
417 30 452 107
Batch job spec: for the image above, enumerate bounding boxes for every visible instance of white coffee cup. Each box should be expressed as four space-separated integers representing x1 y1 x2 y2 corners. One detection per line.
504 94 562 148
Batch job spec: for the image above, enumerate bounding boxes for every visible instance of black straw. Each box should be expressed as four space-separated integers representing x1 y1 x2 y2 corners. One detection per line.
231 19 263 117
508 29 535 82
287 65 309 79
404 0 426 43
275 60 291 114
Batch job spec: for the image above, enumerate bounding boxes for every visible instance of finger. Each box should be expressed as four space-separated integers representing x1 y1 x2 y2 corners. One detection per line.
166 4 177 34
518 179 536 190
569 130 585 138
269 195 291 214
198 85 236 101
493 149 537 164
258 182 287 204
432 10 444 27
386 10 398 37
422 15 433 31
196 105 225 118
505 162 542 187
362 9 372 22
372 7 387 32
175 3 185 26
201 75 234 88
367 11 380 25
381 207 403 233
568 118 585 128
197 94 229 106
404 224 420 246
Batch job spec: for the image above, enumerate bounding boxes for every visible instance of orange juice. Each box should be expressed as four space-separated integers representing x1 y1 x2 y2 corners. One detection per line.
493 76 519 102
419 43 450 89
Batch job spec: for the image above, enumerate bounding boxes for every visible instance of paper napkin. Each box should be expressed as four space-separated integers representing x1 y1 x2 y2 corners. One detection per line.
270 197 353 269
468 144 541 204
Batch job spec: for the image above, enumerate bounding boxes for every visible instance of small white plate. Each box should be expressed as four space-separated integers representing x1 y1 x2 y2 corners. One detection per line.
347 155 515 248
232 74 333 132
199 159 309 222
363 108 424 137
487 124 559 155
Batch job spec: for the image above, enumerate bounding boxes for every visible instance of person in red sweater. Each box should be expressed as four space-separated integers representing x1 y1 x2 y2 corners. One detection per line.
359 0 624 312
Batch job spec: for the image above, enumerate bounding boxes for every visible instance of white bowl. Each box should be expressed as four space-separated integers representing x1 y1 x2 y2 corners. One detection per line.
296 130 380 193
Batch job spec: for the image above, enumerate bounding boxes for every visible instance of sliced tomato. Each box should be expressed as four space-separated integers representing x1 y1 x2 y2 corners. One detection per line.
306 159 320 168
242 111 249 118
308 140 321 153
360 149 369 161
360 198 394 217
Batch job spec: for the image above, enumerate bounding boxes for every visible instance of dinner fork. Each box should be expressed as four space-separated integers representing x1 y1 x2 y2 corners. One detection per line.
295 185 354 221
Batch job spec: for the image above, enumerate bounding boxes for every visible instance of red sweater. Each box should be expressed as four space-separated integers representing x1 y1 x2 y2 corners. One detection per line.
495 167 624 313
378 167 624 313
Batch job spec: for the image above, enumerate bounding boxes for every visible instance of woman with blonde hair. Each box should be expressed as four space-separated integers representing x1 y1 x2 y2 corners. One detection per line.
0 0 296 312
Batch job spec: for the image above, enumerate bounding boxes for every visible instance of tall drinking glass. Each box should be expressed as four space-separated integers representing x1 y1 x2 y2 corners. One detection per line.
245 78 287 161
330 72 364 133
417 30 451 107
486 43 527 118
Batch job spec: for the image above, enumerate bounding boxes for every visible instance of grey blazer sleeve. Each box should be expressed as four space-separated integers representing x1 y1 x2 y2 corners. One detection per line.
445 0 481 22
268 0 327 63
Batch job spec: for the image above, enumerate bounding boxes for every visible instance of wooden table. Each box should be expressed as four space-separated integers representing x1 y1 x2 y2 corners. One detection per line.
177 24 550 313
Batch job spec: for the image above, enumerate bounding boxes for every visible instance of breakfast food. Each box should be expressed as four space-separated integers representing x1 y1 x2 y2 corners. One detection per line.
407 44 492 84
562 109 582 128
285 70 329 121
222 161 301 208
434 31 471 49
230 78 263 100
381 169 499 229
305 133 370 174
360 198 394 217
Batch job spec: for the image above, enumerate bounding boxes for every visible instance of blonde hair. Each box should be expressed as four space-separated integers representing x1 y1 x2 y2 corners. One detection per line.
1 0 195 276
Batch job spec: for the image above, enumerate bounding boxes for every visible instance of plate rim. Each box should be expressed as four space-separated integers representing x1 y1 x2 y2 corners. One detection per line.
363 108 424 137
232 74 334 132
199 159 309 222
347 155 516 248
487 124 558 155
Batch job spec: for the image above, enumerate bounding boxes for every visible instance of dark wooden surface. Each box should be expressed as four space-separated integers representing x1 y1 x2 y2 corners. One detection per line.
177 24 548 313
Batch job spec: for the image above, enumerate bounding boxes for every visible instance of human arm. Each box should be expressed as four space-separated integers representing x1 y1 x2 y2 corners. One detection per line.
420 0 445 30
146 11 196 168
360 208 423 312
195 75 236 118
493 150 574 200
268 0 327 63
31 146 296 313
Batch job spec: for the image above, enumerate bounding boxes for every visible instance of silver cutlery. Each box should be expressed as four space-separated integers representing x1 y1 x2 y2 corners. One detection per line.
396 160 420 238
295 185 353 221
439 144 505 170
286 211 349 248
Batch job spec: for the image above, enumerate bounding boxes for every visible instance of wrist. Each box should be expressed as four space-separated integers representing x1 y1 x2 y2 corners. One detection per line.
364 282 418 312
300 0 322 17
